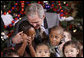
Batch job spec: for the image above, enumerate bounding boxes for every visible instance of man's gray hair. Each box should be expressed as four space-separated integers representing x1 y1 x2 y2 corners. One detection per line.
25 3 45 19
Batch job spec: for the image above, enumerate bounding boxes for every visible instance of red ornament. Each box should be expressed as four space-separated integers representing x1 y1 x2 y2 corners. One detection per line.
51 4 54 7
4 12 6 15
4 25 7 29
12 7 15 10
60 6 62 9
12 20 15 23
60 14 64 16
66 4 68 6
15 18 18 20
18 14 20 17
61 10 63 12
21 8 24 11
8 10 11 13
15 3 18 5
20 11 23 14
21 3 24 5
9 24 12 27
53 8 56 11
58 1 60 3
38 1 41 4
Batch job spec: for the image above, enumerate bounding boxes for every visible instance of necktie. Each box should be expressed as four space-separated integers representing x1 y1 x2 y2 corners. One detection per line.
55 47 60 57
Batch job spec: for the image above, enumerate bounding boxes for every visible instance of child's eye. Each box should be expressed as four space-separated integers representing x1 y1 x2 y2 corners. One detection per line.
55 36 57 38
51 35 53 38
45 51 48 53
65 51 68 53
55 36 59 39
38 51 42 53
71 50 73 52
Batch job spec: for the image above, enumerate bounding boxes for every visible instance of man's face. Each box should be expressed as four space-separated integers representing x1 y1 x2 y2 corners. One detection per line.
36 45 50 57
49 30 63 46
64 45 79 57
27 14 44 29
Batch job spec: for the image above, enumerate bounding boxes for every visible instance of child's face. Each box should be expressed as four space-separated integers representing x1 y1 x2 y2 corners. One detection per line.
49 30 63 46
64 32 71 42
36 45 50 57
64 45 79 57
26 27 36 40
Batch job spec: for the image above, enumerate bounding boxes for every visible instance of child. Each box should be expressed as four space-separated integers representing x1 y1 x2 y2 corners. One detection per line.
27 41 51 57
62 40 80 57
2 47 19 57
14 21 36 57
48 26 64 57
58 30 72 57
64 30 71 42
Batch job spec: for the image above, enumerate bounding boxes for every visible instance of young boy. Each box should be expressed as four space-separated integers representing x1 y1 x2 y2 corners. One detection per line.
48 26 64 57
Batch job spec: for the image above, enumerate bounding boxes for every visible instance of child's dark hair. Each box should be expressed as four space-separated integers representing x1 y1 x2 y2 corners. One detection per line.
49 25 64 35
62 40 80 57
35 42 56 57
35 42 49 51
18 21 33 35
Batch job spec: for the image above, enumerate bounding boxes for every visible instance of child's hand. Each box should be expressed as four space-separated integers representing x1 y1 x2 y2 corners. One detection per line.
27 37 32 46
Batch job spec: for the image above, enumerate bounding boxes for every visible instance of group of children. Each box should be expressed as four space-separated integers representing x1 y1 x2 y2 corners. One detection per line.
2 21 83 57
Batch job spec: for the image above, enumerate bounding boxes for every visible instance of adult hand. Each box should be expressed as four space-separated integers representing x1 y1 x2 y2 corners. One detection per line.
21 33 30 43
12 31 23 44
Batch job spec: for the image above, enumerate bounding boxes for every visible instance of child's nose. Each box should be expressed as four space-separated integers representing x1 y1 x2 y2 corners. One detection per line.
42 52 45 56
53 38 56 40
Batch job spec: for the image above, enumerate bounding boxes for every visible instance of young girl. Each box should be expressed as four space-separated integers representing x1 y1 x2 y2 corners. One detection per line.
14 21 36 57
62 40 80 57
27 41 51 57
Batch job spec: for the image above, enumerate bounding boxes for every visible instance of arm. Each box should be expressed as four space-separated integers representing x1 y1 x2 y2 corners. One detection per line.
28 38 37 57
17 33 28 57
28 44 36 57
17 41 27 57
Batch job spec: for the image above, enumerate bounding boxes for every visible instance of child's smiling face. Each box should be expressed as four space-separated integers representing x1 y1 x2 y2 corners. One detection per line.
64 45 79 57
26 27 36 41
36 44 50 57
49 30 63 46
